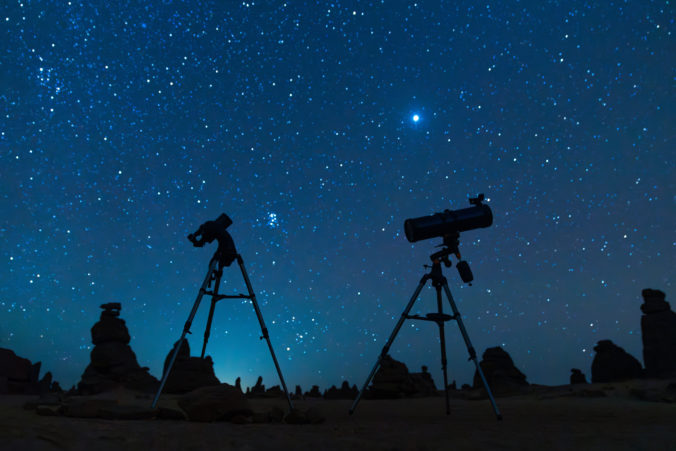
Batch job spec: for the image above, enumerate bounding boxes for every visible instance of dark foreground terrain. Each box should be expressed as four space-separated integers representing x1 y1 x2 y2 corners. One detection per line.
2 382 676 451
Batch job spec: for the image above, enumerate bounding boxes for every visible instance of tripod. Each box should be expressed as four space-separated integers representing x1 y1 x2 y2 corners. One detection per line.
349 238 502 420
152 252 294 410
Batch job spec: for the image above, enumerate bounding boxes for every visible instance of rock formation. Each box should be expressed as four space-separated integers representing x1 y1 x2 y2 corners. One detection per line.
77 303 158 394
178 384 253 422
473 347 529 394
570 368 587 384
324 381 358 399
0 348 59 394
591 340 643 383
640 289 676 378
161 339 220 394
304 385 322 398
368 355 416 398
410 365 438 396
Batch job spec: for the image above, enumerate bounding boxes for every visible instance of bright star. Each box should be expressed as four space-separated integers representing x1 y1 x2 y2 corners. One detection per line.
412 114 420 122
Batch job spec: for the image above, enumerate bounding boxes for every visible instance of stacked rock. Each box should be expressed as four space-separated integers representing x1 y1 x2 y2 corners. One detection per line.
640 289 676 378
77 303 159 394
473 347 529 394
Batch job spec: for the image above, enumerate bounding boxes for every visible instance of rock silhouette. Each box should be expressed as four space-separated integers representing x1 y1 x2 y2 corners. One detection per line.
178 384 253 422
0 348 55 394
570 368 587 384
410 365 438 396
324 381 358 399
304 385 322 398
161 339 220 394
591 340 644 383
473 347 529 394
640 289 676 378
77 303 158 394
368 355 416 398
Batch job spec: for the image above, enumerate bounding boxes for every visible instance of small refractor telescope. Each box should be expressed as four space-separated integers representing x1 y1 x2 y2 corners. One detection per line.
404 194 492 243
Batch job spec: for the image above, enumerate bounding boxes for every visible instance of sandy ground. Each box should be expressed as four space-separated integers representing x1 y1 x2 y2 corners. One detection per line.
1 392 675 451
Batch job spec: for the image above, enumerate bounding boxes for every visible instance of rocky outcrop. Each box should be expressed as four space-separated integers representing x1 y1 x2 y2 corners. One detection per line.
640 289 676 378
324 381 358 399
368 355 416 398
77 303 158 394
570 368 587 384
161 339 220 394
410 365 438 396
473 347 529 394
591 340 643 383
178 384 252 422
0 348 59 394
304 385 322 398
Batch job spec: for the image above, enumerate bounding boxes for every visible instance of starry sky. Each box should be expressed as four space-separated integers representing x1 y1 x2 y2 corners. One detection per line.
1 1 673 392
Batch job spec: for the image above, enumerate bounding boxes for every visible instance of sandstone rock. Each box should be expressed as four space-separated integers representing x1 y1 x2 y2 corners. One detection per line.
410 365 438 396
62 398 119 418
570 368 587 384
640 289 676 378
473 347 529 394
591 340 644 383
161 340 220 394
77 304 159 394
324 381 358 399
293 385 303 399
0 348 53 394
368 355 416 398
178 384 252 422
304 385 322 398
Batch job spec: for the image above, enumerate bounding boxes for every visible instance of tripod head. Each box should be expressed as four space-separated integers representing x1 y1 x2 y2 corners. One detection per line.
429 231 474 284
187 213 237 267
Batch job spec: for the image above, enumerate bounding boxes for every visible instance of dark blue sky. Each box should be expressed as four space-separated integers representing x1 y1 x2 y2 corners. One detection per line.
1 1 673 391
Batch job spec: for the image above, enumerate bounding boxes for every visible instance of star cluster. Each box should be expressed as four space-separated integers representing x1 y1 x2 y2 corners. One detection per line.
1 1 673 391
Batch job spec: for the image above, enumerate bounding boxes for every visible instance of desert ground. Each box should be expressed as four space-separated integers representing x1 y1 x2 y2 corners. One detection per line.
2 382 676 451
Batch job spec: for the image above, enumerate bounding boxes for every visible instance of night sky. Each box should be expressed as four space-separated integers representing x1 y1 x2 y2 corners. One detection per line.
1 1 673 392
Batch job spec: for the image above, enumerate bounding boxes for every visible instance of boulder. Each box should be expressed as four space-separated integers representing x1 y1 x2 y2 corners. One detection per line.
570 368 587 385
640 289 676 378
591 340 644 383
178 384 252 422
473 347 529 394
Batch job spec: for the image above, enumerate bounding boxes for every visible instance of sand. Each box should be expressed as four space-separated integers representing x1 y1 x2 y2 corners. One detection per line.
1 391 675 451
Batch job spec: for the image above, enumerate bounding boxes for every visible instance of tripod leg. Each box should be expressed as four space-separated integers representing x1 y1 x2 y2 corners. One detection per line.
201 270 222 359
349 278 427 415
442 282 502 420
152 259 218 408
434 286 451 415
237 255 294 411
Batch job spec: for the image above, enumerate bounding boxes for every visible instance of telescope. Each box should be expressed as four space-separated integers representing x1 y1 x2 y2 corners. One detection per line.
404 194 492 243
187 213 237 266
